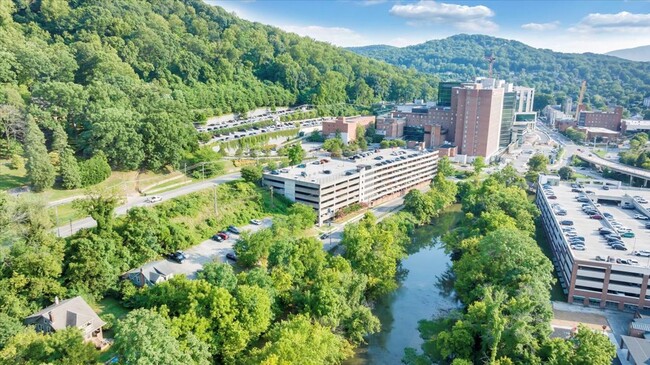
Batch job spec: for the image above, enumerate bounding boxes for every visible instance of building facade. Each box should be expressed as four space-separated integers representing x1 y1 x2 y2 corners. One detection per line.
321 116 375 143
453 86 504 158
578 107 623 132
263 148 438 224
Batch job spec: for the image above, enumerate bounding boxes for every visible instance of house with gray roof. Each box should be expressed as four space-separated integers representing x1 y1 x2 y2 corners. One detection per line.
122 261 175 288
24 296 106 347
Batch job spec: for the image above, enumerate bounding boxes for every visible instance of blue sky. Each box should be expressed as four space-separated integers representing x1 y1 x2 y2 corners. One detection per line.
206 0 650 53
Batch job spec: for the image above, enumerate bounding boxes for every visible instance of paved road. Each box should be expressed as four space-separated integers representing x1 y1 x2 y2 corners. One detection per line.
55 172 241 238
146 218 273 279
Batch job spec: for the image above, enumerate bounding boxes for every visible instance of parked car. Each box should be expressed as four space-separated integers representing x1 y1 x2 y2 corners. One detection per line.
590 214 603 220
250 219 262 225
217 231 229 240
611 244 628 251
560 220 574 226
595 255 608 262
228 225 240 234
602 186 610 190
645 222 650 229
634 250 650 257
145 195 163 203
603 213 613 219
621 231 636 238
226 253 238 262
167 251 187 263
320 233 329 240
571 245 586 251
634 214 648 220
211 234 223 242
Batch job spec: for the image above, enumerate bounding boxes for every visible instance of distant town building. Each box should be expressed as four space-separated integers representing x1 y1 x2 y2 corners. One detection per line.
622 119 650 134
578 106 623 132
644 96 650 108
321 116 375 144
564 97 573 116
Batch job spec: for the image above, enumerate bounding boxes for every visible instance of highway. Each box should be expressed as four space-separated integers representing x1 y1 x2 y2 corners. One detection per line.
54 172 241 238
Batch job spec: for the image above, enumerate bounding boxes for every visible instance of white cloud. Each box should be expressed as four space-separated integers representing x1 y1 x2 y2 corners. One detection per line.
280 25 368 47
521 21 559 31
360 0 387 5
571 11 650 32
389 0 498 32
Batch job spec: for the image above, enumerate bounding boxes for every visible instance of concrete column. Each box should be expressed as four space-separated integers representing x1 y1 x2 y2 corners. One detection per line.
640 274 649 308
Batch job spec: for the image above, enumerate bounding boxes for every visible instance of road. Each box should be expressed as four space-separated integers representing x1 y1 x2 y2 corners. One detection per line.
55 172 241 238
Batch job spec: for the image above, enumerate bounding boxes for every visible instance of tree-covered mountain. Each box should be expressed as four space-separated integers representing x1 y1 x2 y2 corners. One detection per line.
0 0 438 179
349 34 650 113
606 45 650 62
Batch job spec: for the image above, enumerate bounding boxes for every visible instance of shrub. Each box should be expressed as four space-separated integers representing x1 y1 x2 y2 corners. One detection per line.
79 152 111 187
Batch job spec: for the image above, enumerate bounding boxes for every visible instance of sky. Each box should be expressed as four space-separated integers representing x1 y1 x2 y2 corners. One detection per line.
205 0 650 54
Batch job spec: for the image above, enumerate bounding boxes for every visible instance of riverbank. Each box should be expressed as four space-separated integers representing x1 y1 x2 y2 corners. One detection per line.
345 205 463 364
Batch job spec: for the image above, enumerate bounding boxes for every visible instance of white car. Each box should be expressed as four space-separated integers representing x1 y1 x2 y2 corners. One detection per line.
250 219 262 225
634 214 648 220
571 245 586 251
145 196 163 203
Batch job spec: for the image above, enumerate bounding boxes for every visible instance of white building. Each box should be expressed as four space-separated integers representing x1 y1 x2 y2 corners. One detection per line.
263 148 438 224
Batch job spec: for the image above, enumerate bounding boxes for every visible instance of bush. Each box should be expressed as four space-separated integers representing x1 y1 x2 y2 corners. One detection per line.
79 152 112 187
10 153 24 170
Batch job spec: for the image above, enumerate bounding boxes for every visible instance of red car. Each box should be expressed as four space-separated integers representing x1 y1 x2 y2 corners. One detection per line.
590 214 603 220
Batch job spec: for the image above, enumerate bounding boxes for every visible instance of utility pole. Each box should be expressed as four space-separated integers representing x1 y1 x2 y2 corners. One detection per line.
213 185 218 216
270 186 274 207
55 205 60 237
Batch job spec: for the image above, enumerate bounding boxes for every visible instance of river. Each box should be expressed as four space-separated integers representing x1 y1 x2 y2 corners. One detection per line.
345 205 463 365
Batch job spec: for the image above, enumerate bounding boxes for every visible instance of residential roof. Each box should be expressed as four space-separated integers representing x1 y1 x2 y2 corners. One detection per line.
25 296 105 333
123 261 176 286
631 318 650 333
622 335 650 364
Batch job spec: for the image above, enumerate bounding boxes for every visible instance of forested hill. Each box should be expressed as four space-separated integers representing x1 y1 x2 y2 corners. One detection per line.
0 0 437 173
349 34 650 113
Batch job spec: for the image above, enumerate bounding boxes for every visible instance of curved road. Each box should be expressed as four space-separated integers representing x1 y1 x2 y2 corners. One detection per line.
575 152 650 182
55 172 241 238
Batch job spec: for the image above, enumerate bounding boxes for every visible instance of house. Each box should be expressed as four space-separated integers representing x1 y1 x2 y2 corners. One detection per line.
122 262 175 288
24 296 106 347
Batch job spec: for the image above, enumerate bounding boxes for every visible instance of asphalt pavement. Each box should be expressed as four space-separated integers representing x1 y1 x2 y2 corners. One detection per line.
151 218 273 279
55 172 241 238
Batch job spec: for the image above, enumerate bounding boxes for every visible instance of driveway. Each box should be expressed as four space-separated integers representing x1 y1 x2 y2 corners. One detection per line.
147 218 273 279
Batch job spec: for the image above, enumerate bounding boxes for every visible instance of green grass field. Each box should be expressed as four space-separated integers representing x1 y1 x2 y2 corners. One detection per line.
0 159 28 190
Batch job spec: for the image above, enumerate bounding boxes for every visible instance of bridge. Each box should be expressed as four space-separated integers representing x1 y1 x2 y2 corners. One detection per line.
575 152 650 186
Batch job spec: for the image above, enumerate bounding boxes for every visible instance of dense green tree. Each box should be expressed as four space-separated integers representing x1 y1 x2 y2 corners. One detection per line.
0 313 23 349
0 328 98 365
73 187 124 233
78 152 111 187
24 120 55 191
241 165 264 185
196 262 238 292
558 166 575 180
286 143 305 165
472 156 486 174
404 189 436 224
113 309 199 365
539 325 616 365
247 314 353 365
341 213 407 298
234 228 275 268
437 156 455 176
58 148 81 189
286 203 317 230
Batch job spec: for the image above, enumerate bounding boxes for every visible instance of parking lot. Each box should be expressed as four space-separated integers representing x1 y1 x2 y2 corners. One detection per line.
547 182 650 266
136 218 273 279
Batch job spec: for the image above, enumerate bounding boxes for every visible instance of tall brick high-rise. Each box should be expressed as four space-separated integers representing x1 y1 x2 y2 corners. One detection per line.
452 85 504 158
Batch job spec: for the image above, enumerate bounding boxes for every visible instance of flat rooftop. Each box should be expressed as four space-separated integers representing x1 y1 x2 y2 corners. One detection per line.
265 147 434 185
547 183 650 266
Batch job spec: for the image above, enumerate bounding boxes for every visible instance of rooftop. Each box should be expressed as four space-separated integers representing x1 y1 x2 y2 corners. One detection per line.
264 147 434 185
543 182 650 267
25 296 105 333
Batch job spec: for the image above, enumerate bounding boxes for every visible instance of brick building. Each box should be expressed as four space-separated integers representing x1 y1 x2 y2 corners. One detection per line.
578 107 623 132
321 116 375 144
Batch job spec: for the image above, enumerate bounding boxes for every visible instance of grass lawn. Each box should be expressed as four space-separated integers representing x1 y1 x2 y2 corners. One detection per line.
593 149 606 158
0 159 28 190
50 202 84 226
96 297 130 362
535 220 568 302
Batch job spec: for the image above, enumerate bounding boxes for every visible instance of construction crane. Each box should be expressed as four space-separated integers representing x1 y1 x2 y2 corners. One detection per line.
575 80 587 120
485 53 496 78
